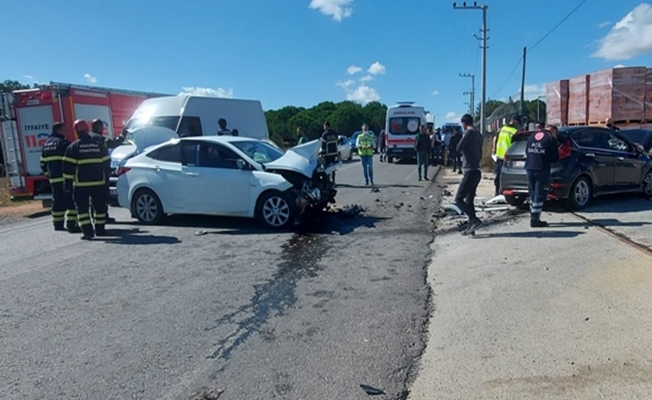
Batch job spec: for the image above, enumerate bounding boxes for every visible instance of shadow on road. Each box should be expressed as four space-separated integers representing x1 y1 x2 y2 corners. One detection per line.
96 228 182 245
336 183 421 189
474 230 586 239
546 194 652 214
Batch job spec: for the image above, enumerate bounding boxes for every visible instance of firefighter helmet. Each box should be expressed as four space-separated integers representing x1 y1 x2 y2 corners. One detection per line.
73 119 89 133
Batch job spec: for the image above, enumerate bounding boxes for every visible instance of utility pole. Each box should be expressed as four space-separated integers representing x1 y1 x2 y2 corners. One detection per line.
459 73 475 119
520 47 527 116
463 92 473 115
454 2 489 135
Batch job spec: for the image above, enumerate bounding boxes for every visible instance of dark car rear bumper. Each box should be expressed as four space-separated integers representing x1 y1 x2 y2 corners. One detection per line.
500 167 573 201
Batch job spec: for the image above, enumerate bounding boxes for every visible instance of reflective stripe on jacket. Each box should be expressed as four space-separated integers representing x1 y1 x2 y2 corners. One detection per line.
495 125 518 159
62 134 110 188
40 133 70 183
357 133 375 156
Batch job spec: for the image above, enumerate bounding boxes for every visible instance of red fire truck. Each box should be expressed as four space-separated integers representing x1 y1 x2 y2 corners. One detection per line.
0 82 168 202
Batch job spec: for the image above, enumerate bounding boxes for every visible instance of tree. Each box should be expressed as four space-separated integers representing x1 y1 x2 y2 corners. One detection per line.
475 99 506 121
0 80 30 93
362 101 387 133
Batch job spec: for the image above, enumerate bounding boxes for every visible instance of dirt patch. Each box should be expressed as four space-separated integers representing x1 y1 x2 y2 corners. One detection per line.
0 177 46 224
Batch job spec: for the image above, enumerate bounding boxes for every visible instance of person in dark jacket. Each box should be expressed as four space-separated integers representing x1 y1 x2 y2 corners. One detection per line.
90 119 125 224
40 123 79 232
455 114 484 235
449 128 463 174
321 121 339 182
414 125 432 180
63 120 111 240
525 124 559 227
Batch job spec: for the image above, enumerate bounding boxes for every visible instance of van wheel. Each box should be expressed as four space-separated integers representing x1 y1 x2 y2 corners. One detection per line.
256 191 296 229
642 169 652 198
132 188 164 224
504 194 526 207
565 176 592 210
388 156 394 164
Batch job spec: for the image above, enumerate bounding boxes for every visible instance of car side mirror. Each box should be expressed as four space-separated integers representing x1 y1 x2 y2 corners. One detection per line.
236 159 246 170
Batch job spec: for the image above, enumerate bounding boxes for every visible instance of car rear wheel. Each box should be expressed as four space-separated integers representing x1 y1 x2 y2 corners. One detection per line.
642 169 652 198
348 150 353 161
132 188 164 224
504 194 526 207
256 191 296 229
565 176 592 210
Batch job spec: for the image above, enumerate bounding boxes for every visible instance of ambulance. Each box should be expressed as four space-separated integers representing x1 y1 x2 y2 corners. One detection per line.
384 102 428 163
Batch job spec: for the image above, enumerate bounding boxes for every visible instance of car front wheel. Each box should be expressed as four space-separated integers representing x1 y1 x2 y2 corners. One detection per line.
642 169 652 198
256 191 296 229
132 188 164 224
565 176 592 210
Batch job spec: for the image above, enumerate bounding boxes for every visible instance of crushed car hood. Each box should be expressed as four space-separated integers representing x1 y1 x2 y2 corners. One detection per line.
110 126 178 165
264 140 323 177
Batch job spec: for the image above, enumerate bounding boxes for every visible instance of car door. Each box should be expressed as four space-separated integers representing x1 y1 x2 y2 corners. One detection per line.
605 132 647 188
572 130 615 193
181 142 253 215
144 143 186 209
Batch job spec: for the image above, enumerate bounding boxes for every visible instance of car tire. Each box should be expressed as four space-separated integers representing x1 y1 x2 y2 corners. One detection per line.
348 150 353 161
388 156 394 164
132 188 164 225
256 190 296 230
504 194 526 207
642 169 652 198
565 176 592 210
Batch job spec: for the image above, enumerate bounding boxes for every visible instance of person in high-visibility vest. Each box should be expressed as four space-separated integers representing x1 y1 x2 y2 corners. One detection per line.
356 124 376 186
492 115 520 196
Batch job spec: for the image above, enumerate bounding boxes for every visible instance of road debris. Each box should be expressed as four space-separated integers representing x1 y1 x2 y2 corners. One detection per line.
331 204 365 219
189 386 224 400
360 384 385 396
195 229 208 236
370 187 380 193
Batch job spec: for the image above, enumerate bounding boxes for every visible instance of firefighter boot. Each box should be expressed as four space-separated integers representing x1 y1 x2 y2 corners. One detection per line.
95 224 107 237
67 222 82 234
80 225 95 241
54 221 66 231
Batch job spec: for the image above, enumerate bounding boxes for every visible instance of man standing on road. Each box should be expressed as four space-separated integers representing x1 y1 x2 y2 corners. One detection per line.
492 115 520 196
321 121 339 182
379 129 387 162
297 127 309 145
40 123 79 232
414 124 432 181
216 118 232 135
356 124 376 186
525 124 559 228
63 120 111 240
455 114 484 235
90 119 125 224
449 127 462 174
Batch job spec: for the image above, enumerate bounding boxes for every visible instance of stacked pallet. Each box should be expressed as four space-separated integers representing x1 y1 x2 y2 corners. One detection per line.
545 80 569 126
568 74 590 125
589 67 646 123
646 68 652 121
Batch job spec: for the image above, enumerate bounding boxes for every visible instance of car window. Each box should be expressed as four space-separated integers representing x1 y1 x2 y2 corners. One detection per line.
197 143 242 169
573 131 607 149
178 116 203 137
606 133 631 152
231 140 284 164
181 142 199 166
150 144 181 163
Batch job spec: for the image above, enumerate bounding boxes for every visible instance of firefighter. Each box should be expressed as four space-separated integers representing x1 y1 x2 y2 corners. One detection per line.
40 122 80 232
90 119 125 224
63 120 111 240
321 121 339 182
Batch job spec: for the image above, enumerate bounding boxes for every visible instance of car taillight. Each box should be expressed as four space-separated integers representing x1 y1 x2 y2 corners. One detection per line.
116 167 131 176
558 140 572 159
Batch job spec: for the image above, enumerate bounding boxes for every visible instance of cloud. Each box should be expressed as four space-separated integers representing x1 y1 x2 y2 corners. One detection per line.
592 3 652 60
336 79 355 89
516 83 546 101
346 85 380 104
444 112 463 123
360 74 373 82
180 86 234 98
598 20 612 28
347 65 362 75
368 61 386 75
432 90 440 96
84 73 97 84
309 0 353 22
614 64 626 68
23 75 35 82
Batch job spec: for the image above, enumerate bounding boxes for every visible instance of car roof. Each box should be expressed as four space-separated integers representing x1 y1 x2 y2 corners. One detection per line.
177 136 261 143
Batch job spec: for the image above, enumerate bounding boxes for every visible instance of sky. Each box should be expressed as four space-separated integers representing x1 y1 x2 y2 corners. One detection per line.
4 0 652 126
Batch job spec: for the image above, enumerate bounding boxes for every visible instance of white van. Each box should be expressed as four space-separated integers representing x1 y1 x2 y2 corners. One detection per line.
385 102 428 163
123 94 269 139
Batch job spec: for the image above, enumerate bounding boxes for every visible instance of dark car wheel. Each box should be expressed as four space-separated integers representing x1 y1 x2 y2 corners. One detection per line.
132 188 164 224
642 169 652 198
565 176 592 210
256 191 296 229
504 194 526 207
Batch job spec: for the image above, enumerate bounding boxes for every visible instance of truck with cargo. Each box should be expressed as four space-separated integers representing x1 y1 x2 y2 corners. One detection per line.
0 82 168 203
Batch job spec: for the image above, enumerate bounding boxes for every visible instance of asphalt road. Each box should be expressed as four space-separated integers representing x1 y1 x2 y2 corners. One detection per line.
0 155 441 400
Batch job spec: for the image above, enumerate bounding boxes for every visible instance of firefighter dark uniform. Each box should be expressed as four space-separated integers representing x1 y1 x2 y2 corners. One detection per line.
90 119 125 224
525 128 559 228
40 126 79 232
63 120 111 240
321 123 339 182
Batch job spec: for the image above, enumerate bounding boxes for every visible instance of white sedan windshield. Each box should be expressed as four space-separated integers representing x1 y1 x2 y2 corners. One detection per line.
231 140 284 164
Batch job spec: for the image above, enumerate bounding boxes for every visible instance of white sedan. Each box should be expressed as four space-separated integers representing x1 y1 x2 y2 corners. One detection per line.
338 135 353 161
116 137 339 229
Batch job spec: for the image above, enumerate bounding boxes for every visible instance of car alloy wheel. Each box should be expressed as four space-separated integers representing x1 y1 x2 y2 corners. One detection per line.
262 195 291 228
574 178 591 208
643 170 652 197
133 189 163 224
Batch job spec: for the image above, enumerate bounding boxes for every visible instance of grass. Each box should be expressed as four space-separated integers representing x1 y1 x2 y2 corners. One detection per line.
0 177 13 207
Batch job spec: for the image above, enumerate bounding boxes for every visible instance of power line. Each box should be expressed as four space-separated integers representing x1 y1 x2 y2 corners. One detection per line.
491 58 521 99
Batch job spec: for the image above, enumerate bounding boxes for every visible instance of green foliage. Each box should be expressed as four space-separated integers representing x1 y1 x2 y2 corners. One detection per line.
0 80 30 93
265 101 388 146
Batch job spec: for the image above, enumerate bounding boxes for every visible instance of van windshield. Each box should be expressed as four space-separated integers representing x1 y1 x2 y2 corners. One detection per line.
389 117 421 135
123 116 180 135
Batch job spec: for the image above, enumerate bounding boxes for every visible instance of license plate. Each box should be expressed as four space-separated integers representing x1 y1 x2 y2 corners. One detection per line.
513 160 525 168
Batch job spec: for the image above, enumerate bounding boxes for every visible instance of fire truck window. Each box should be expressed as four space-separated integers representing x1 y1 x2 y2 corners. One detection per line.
178 117 203 137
